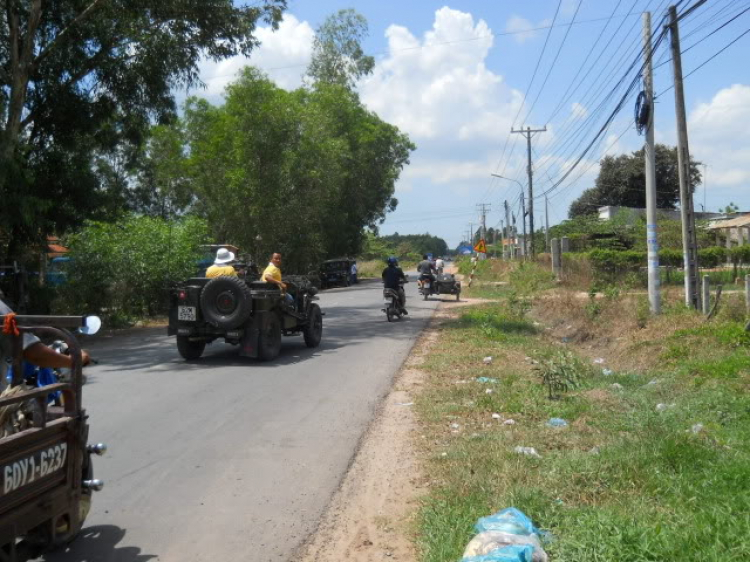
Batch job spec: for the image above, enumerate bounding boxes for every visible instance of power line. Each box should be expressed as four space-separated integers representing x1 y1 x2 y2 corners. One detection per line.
520 0 583 125
484 0 564 204
658 24 750 96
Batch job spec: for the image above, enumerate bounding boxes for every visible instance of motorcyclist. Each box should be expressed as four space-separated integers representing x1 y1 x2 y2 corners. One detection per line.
417 254 436 291
381 257 408 315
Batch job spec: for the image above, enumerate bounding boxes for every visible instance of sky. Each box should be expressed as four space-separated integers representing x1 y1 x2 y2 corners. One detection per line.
190 0 750 248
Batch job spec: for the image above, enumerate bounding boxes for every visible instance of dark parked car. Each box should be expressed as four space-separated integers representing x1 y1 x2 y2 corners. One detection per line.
318 259 354 289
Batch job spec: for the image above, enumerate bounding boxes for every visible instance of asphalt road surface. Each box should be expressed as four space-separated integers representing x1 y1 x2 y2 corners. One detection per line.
39 278 441 562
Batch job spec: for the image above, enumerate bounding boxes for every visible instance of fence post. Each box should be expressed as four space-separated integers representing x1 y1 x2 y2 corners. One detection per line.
561 236 570 253
702 275 710 315
551 238 562 280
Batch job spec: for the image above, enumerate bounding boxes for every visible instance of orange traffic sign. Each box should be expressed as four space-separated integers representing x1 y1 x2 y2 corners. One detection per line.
474 239 487 253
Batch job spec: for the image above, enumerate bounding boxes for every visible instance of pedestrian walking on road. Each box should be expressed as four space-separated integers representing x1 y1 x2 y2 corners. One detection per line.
350 262 358 285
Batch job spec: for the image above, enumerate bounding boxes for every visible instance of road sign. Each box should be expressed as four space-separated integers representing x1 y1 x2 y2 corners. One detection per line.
474 239 487 253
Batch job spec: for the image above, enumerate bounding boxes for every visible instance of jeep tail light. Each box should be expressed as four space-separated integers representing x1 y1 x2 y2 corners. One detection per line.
179 290 187 300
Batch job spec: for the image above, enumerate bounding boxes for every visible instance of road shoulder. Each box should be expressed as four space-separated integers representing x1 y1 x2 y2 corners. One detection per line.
298 298 486 562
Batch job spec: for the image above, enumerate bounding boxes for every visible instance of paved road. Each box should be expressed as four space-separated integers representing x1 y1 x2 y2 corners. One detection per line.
40 279 440 562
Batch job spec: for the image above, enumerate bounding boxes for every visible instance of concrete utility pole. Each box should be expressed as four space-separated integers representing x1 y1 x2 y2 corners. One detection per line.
512 125 547 257
468 223 475 246
668 5 700 310
520 191 528 258
504 201 511 258
643 12 661 315
544 195 550 252
476 203 491 259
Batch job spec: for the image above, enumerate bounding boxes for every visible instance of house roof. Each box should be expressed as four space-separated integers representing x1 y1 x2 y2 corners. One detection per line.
706 214 750 230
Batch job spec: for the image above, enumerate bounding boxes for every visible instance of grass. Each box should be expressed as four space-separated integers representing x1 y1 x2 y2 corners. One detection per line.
414 288 750 561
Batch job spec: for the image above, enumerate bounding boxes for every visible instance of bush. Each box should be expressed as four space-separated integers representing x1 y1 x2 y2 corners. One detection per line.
59 215 208 321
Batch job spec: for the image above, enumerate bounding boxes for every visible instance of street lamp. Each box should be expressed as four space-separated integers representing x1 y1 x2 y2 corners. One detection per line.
491 174 527 258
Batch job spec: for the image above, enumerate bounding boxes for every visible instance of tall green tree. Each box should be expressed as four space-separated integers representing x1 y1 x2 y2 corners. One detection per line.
183 67 413 272
129 124 192 218
306 9 375 88
0 0 286 259
569 144 701 218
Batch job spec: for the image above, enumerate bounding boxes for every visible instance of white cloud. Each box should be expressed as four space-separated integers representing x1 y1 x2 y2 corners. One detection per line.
361 7 522 144
505 15 551 44
571 102 588 119
689 84 750 189
194 14 314 101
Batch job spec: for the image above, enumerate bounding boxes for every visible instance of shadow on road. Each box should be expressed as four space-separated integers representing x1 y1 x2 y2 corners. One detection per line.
41 525 156 562
79 283 441 373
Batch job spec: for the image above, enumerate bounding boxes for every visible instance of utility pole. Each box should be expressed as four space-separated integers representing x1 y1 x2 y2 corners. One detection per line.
520 191 527 258
668 5 700 310
468 223 475 246
512 125 547 257
544 195 550 252
504 200 511 259
643 12 661 315
476 203 491 258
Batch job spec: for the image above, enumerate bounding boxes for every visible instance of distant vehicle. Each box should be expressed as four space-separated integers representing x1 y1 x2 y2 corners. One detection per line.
419 272 461 301
168 272 323 361
46 256 71 287
318 258 355 289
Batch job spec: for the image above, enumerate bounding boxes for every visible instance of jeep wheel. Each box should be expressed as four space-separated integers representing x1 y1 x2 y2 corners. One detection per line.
177 336 205 360
259 314 282 360
303 304 323 348
200 276 252 329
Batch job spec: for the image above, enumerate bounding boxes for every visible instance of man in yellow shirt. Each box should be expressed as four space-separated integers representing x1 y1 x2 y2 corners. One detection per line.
262 253 294 304
206 247 238 278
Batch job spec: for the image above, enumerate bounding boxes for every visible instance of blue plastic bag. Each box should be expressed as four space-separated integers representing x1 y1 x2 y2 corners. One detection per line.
475 508 540 536
462 544 534 562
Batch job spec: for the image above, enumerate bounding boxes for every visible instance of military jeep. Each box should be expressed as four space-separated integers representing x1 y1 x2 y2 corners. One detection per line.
168 274 323 361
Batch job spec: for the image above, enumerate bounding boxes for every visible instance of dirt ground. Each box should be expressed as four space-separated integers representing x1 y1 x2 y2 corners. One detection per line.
298 298 484 562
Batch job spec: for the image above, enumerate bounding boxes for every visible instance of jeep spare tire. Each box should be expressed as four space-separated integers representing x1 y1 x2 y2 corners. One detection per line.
200 276 252 329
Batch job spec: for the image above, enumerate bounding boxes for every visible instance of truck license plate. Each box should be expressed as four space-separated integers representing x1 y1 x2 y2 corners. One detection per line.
2 442 68 497
178 306 196 321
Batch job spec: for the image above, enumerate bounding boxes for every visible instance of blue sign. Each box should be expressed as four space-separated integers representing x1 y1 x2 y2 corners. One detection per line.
456 245 473 255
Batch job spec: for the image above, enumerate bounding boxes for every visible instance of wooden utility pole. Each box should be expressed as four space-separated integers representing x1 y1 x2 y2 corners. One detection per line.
668 5 700 309
643 12 661 314
512 125 547 257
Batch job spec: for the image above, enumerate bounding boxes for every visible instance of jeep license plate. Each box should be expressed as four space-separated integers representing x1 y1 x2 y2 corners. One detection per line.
178 306 196 321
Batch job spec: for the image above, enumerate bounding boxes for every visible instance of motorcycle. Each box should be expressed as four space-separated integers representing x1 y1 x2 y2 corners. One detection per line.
419 273 436 300
382 280 408 322
6 317 101 399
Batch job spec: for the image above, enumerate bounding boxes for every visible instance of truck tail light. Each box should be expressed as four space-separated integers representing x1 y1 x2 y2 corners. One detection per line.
179 290 187 300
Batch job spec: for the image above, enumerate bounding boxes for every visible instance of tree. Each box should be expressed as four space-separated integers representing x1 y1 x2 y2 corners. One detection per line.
381 233 448 258
720 202 739 214
569 144 701 218
183 68 414 272
0 0 286 259
306 9 375 88
129 124 192 218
